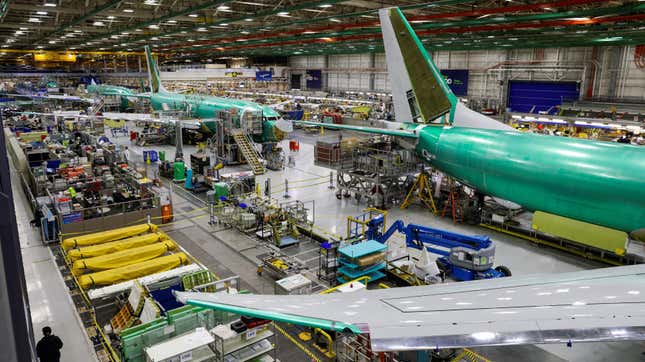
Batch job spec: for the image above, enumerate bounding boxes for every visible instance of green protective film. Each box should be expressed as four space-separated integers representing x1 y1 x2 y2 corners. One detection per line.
185 299 362 334
389 8 455 123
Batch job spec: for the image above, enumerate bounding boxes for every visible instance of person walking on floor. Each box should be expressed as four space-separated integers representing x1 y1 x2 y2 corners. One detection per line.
36 326 63 362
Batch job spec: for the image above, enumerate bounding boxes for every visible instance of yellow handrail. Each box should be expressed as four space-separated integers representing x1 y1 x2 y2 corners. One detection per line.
313 328 336 358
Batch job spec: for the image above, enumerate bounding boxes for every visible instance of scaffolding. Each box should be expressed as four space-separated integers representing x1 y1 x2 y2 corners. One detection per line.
335 139 421 209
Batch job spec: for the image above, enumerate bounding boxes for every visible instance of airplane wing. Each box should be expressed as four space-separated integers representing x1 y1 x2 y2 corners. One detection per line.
294 120 419 139
175 264 645 351
3 93 93 103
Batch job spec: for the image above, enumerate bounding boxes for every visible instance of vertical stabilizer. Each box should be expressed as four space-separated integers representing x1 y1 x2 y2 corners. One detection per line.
379 8 515 131
379 7 456 124
144 46 166 94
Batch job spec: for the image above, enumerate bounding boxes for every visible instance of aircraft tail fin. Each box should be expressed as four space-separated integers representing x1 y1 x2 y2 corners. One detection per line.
379 7 456 124
144 45 166 94
379 8 515 131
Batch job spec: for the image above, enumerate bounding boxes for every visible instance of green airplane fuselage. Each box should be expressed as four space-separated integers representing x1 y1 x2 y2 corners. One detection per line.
415 125 645 233
149 91 284 142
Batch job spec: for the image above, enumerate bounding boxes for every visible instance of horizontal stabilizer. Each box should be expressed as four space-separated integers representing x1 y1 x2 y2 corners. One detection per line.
295 120 419 138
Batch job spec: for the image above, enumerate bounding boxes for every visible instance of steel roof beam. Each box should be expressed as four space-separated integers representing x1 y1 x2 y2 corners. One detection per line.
40 0 124 41
160 2 645 52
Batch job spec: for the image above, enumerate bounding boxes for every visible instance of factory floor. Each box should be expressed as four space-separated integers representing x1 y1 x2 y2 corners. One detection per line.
16 126 644 362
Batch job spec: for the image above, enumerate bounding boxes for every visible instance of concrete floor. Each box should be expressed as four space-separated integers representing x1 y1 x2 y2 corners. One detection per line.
16 125 644 361
11 150 97 361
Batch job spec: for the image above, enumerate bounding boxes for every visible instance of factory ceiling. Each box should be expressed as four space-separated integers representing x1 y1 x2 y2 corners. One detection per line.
1 0 644 61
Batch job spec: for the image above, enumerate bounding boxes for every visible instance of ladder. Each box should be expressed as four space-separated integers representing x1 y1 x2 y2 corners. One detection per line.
441 177 463 223
231 129 266 175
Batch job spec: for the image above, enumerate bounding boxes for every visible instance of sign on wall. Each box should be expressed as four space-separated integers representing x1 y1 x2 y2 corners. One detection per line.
255 71 273 81
440 69 469 96
306 70 322 90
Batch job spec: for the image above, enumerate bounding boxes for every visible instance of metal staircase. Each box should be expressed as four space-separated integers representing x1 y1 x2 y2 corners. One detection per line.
92 98 105 113
231 129 266 175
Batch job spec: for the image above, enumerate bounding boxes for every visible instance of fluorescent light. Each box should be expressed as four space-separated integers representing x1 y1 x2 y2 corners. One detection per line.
36 46 44 49
330 18 341 22
319 4 332 7
197 27 207 31
36 11 48 15
217 5 230 10
277 12 290 16
121 32 129 35
245 18 253 21
188 14 198 17
123 9 134 13
220 23 229 26
48 40 56 44
20 27 28 30
74 30 82 33
107 15 115 19
28 18 42 22
148 24 159 29
167 20 177 23
44 3 57 7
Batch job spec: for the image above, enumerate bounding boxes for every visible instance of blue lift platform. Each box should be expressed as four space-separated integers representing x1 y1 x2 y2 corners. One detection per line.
361 214 511 281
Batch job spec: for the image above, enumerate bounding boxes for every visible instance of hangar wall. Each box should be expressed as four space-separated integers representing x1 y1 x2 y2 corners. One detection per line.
289 45 645 108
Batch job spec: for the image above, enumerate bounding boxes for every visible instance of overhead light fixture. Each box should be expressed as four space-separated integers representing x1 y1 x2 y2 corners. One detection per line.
245 18 253 21
36 45 44 49
319 4 332 7
240 31 250 34
15 31 25 35
48 40 56 44
217 5 230 10
167 20 177 23
36 11 48 15
197 27 207 31
277 12 290 17
44 2 57 7
74 29 82 33
123 9 134 13
121 32 129 35
28 18 42 22
107 15 115 19
220 23 229 26
329 18 341 22
148 24 159 29
20 27 28 30
188 14 198 17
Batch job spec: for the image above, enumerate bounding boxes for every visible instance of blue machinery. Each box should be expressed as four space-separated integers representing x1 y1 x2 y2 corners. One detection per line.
354 212 511 281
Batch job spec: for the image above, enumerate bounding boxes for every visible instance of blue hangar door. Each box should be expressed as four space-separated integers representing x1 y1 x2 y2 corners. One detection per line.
508 81 580 113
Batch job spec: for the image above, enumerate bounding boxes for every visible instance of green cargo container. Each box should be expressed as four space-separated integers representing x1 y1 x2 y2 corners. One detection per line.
214 182 228 199
173 161 185 181
159 151 165 161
